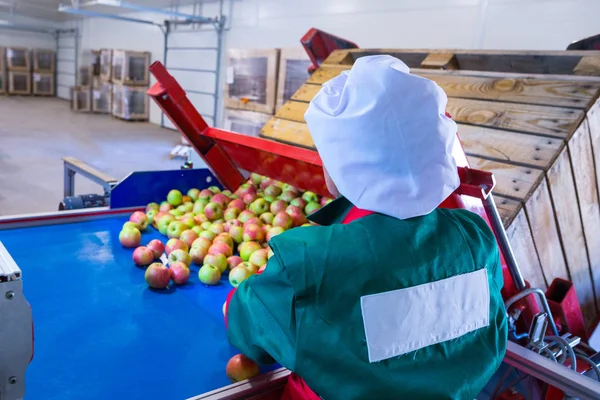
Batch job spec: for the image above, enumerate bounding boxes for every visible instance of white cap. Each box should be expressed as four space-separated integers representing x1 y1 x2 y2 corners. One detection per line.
304 55 459 220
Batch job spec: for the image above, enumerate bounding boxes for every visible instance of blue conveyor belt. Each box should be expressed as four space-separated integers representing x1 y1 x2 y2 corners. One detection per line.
0 216 276 400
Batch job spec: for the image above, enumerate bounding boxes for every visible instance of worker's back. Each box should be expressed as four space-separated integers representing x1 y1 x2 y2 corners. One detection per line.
265 201 507 400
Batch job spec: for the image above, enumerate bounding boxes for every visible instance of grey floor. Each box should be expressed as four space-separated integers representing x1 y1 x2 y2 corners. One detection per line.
0 97 184 216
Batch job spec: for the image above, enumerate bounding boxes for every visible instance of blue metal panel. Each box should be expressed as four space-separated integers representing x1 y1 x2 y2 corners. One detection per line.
110 169 222 209
0 217 277 400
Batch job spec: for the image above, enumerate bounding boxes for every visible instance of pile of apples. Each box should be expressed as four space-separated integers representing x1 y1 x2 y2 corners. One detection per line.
118 173 331 291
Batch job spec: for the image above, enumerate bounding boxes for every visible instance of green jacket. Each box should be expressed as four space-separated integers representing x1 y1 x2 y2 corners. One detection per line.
228 197 507 400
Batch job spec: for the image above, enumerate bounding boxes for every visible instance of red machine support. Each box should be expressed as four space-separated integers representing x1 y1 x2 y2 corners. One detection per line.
301 28 359 72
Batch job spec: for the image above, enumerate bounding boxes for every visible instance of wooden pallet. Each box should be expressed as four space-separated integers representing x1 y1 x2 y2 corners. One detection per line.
99 49 112 82
111 50 150 86
8 72 31 95
111 84 148 121
6 47 30 71
32 73 54 96
260 50 600 328
276 48 312 111
225 48 280 115
32 49 55 73
71 86 91 112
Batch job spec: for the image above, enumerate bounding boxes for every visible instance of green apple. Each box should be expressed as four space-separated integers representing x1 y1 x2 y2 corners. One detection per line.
265 185 282 197
290 197 307 209
192 237 212 251
222 190 233 198
304 202 321 215
224 207 241 221
281 184 298 193
279 191 297 203
201 221 213 230
167 221 187 239
214 233 234 248
250 173 263 185
157 215 175 235
229 265 251 288
146 202 160 212
193 198 210 214
169 209 183 217
249 199 270 215
209 223 225 235
204 253 228 273
167 189 183 207
238 210 255 224
189 246 208 265
200 230 217 241
249 249 268 267
259 212 274 225
123 221 139 230
302 191 319 203
179 203 193 213
239 241 262 261
204 202 223 221
198 264 221 285
239 261 259 275
266 226 285 242
208 186 221 194
229 226 243 244
187 188 201 201
168 249 191 267
191 226 203 235
146 209 158 225
263 195 275 203
180 215 196 228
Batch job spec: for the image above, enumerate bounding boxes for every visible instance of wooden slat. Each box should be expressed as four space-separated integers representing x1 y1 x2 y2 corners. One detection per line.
467 157 542 201
574 56 600 76
524 179 569 284
307 66 349 85
505 207 547 289
588 100 600 197
495 197 522 229
260 118 314 149
568 119 600 310
291 84 321 103
420 53 458 70
547 148 597 326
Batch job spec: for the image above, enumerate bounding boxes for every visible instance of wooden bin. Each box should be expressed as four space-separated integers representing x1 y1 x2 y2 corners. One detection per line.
6 47 30 71
32 73 54 96
223 109 272 138
71 86 91 112
260 48 600 328
100 49 112 82
79 65 92 87
0 48 5 94
32 49 55 72
225 48 280 114
276 48 312 111
111 50 150 86
8 72 31 95
92 82 112 113
112 84 148 121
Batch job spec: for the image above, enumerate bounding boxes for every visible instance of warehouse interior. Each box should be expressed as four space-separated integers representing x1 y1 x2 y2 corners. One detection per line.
2 1 600 399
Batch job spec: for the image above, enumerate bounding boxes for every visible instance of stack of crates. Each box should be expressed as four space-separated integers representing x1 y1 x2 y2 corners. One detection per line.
32 49 56 96
91 50 111 113
72 64 92 112
6 47 31 95
111 50 150 121
0 47 5 94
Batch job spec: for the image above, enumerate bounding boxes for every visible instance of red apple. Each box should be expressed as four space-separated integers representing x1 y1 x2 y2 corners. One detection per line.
170 261 190 285
239 261 259 275
224 207 241 221
258 265 266 273
224 219 242 232
199 230 217 241
259 212 274 225
157 214 175 235
119 227 141 248
199 189 214 200
165 238 188 255
211 193 230 209
159 201 172 212
279 190 297 203
191 237 212 251
180 215 196 228
152 211 167 228
228 199 245 211
273 211 293 229
146 239 165 259
244 217 263 227
239 241 262 261
194 214 209 225
146 202 159 213
204 253 228 273
270 200 287 214
187 188 201 201
238 210 256 224
179 229 199 248
189 246 208 265
214 233 234 248
243 193 258 205
204 202 223 221
228 266 252 288
193 199 210 214
264 185 282 197
285 205 307 227
243 224 265 243
229 226 244 244
198 264 221 285
145 263 171 289
209 223 225 235
290 197 307 210
249 248 268 267
209 242 233 258
250 173 263 186
168 249 191 267
132 246 154 266
266 226 285 242
262 224 272 236
236 183 256 198
227 256 243 271
320 197 332 207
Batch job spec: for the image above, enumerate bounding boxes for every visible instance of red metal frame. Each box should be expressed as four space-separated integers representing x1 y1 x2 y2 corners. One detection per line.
300 28 359 73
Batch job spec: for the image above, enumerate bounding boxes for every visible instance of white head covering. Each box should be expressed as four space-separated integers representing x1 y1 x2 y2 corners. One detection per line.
304 55 459 220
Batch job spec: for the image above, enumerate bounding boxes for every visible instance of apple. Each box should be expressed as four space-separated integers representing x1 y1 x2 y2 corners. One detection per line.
194 214 209 225
199 230 217 241
249 249 268 267
239 261 259 275
229 226 244 244
179 229 199 248
227 255 243 271
119 227 141 248
267 247 274 259
263 195 276 203
192 237 212 250
266 226 285 242
259 212 274 225
204 202 223 221
147 239 165 259
239 241 262 261
286 205 307 227
182 195 192 204
157 215 175 235
152 211 167 228
260 178 274 190
208 186 221 194
264 185 282 198
214 218 225 224
224 207 242 221
222 190 233 198
199 189 214 200
249 199 269 215
262 224 272 235
211 193 230 209
250 173 263 186
167 189 183 207
146 202 159 213
123 221 140 231
243 193 258 205
132 246 154 266
209 223 225 235
189 246 208 265
167 221 187 239
146 209 158 226
305 202 321 215
179 203 193 213
193 198 210 214
198 264 221 285
302 191 319 203
191 226 203 236
225 354 260 383
279 191 297 203
179 215 195 229
229 266 251 288
204 253 228 273
159 201 172 212
236 183 256 198
145 263 171 289
281 183 299 194
270 200 287 214
244 217 263 227
258 265 266 273
170 262 190 285
243 224 265 242
209 242 233 258
214 233 234 248
223 301 227 317
238 210 256 224
168 249 191 267
187 188 201 201
320 197 332 207
228 199 245 210
290 197 307 210
224 219 242 232
273 211 293 229
169 209 183 217
302 223 312 227
165 238 188 255
201 221 213 230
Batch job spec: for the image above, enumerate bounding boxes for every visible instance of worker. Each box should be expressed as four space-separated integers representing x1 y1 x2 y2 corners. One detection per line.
225 55 507 400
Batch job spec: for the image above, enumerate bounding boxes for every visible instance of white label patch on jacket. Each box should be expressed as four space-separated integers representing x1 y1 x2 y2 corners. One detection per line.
360 268 490 363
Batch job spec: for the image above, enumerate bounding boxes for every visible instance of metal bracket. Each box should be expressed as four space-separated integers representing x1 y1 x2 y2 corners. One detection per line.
62 156 118 199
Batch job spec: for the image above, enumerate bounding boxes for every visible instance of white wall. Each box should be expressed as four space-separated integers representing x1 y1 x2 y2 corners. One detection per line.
0 13 58 48
71 0 600 126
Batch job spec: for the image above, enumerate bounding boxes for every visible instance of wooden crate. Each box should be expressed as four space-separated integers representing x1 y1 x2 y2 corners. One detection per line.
32 49 55 72
32 73 54 96
260 49 600 327
0 70 5 94
100 49 112 82
225 48 280 115
6 47 30 71
71 86 91 112
276 48 312 111
223 109 272 137
8 72 30 95
111 50 150 86
78 65 92 87
92 82 112 113
112 84 148 121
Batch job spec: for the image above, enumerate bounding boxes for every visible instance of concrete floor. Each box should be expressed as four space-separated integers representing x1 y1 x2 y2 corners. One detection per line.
0 97 183 216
